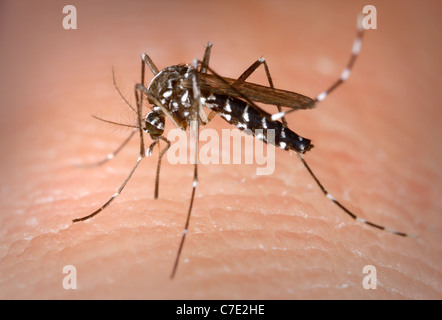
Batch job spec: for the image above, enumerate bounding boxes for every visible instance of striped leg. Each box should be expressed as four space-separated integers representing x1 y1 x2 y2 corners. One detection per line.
170 59 201 279
272 16 364 121
73 71 153 222
72 139 159 223
153 136 171 199
296 153 415 237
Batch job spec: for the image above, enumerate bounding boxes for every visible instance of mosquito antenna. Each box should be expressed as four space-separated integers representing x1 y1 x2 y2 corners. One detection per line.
112 67 137 114
91 114 140 129
74 128 137 168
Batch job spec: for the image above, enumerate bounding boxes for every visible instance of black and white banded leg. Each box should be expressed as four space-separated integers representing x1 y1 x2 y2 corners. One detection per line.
296 153 416 237
73 66 158 223
272 16 364 121
170 59 202 279
135 60 148 158
269 18 414 237
153 136 171 199
72 139 159 222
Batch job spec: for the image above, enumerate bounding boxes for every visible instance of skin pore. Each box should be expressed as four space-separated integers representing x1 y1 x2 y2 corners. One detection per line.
0 0 440 299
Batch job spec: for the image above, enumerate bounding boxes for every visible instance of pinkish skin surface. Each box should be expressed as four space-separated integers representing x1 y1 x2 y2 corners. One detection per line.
0 0 441 299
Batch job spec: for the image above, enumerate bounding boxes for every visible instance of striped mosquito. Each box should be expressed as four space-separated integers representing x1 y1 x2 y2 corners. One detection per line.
73 16 415 279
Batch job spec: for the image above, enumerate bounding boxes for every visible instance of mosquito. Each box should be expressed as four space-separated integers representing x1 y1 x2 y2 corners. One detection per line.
73 16 415 279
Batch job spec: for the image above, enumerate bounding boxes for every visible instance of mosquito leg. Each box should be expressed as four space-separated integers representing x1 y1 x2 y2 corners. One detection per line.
313 18 364 103
74 53 161 222
171 60 201 279
134 87 146 157
272 16 365 121
200 42 212 74
154 136 171 199
198 42 214 125
73 140 159 222
141 53 159 76
136 53 161 156
197 42 213 124
236 57 288 126
72 156 143 222
296 152 415 237
138 53 173 200
75 128 137 168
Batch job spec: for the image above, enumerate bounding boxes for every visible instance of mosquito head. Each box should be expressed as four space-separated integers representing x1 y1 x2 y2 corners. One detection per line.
144 110 165 139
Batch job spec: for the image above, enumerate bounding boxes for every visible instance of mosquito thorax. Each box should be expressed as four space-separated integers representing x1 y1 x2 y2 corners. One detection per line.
147 65 194 129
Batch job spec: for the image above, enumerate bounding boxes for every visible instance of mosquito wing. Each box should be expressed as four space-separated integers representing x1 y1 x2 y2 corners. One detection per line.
182 73 317 110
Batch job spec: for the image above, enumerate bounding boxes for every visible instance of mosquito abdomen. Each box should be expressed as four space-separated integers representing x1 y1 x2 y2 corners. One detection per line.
204 94 312 153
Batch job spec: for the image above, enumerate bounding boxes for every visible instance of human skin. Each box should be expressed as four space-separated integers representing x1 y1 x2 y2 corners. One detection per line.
0 0 441 299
